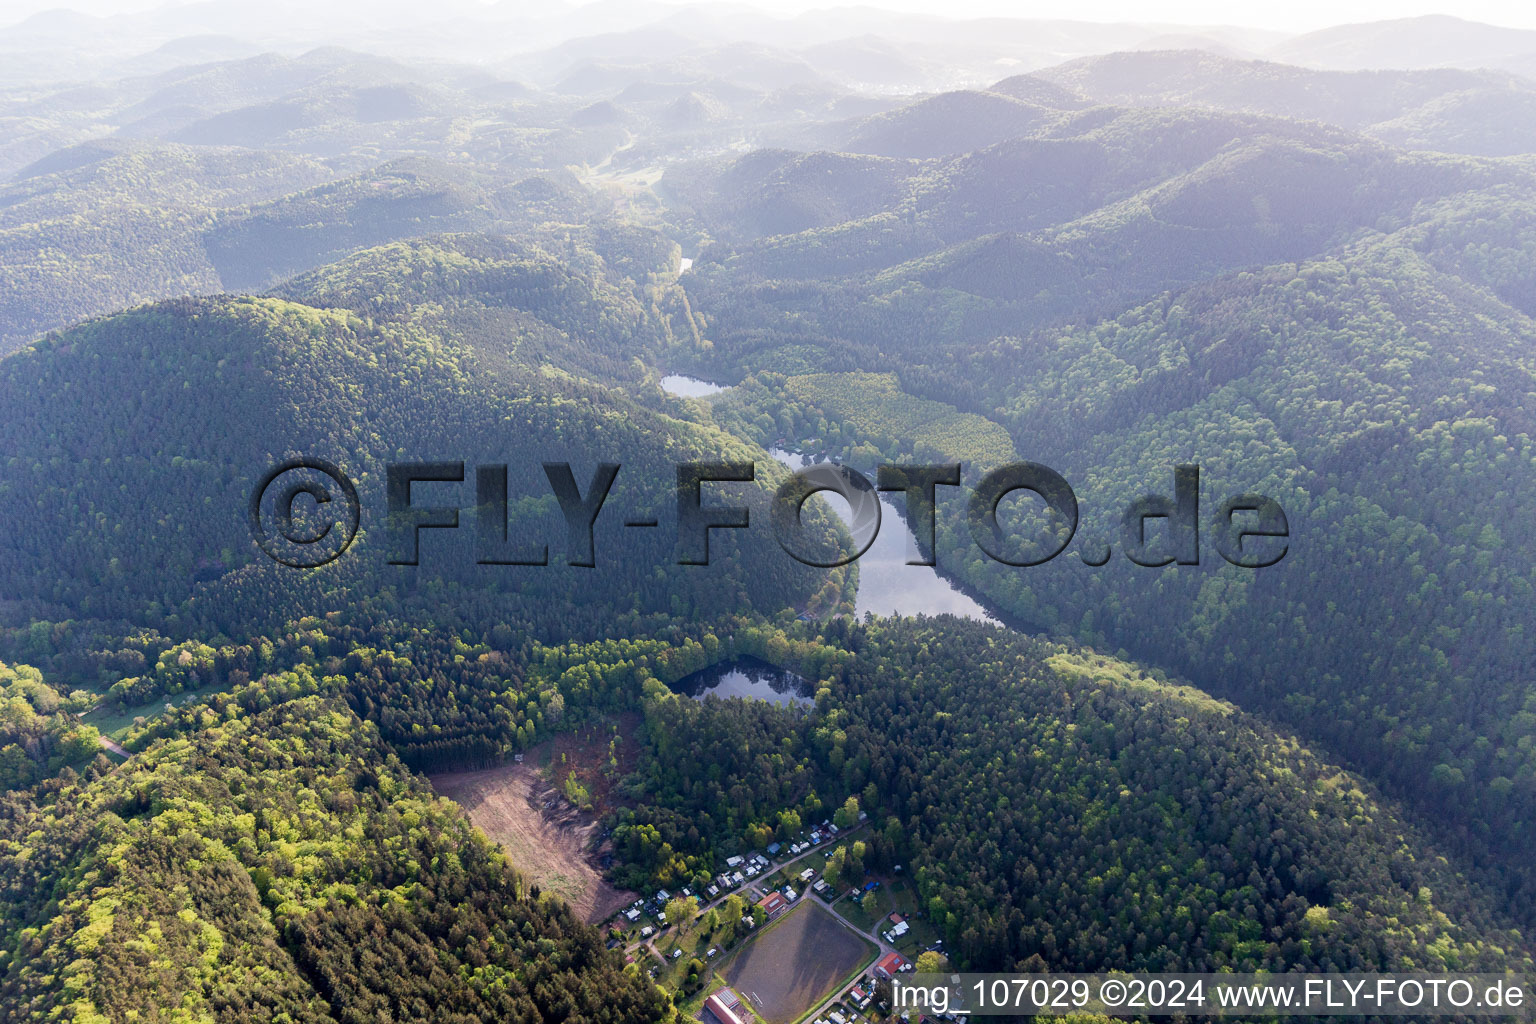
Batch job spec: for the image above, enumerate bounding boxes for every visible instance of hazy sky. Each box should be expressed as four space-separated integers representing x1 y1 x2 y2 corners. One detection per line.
5 0 1536 33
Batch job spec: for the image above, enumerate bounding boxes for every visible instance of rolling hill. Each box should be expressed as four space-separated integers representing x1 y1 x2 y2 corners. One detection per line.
667 92 1536 923
0 248 835 637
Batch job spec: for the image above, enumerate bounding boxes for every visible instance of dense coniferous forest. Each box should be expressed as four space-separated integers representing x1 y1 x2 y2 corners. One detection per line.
3 4 1536 1019
0 271 842 634
611 619 1528 973
664 88 1536 921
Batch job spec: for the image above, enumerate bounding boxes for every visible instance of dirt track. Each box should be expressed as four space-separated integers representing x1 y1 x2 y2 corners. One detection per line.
431 762 635 924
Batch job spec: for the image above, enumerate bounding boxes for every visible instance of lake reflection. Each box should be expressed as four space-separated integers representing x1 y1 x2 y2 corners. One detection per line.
670 656 812 707
769 448 998 624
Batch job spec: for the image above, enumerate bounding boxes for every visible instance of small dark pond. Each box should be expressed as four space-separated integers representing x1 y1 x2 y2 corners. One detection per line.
669 656 813 707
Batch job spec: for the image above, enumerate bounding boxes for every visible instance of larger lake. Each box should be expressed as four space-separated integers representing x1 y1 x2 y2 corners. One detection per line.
770 449 998 624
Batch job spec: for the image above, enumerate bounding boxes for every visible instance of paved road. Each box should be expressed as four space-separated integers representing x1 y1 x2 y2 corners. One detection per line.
625 824 872 964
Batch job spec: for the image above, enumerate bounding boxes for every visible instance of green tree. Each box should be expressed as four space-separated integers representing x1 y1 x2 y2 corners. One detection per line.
915 951 948 973
562 770 592 808
664 896 694 929
834 795 860 830
823 846 846 890
720 894 744 934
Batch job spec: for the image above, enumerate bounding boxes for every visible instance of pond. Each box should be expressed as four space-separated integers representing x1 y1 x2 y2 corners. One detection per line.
769 448 999 624
669 656 813 707
659 373 729 397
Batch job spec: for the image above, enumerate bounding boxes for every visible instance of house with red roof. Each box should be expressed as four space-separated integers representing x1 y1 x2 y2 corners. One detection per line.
704 989 746 1024
757 891 789 919
873 951 911 979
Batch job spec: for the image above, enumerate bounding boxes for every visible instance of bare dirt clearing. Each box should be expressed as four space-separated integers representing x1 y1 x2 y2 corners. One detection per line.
431 760 635 924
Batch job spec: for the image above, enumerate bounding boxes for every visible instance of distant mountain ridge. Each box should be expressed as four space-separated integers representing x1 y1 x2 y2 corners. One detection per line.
1027 49 1536 155
1268 14 1536 70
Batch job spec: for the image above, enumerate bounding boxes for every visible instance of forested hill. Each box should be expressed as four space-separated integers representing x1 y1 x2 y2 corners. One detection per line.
671 105 1528 318
0 275 838 640
600 617 1532 972
269 231 706 389
0 148 603 356
0 692 671 1023
667 93 1536 921
0 36 903 359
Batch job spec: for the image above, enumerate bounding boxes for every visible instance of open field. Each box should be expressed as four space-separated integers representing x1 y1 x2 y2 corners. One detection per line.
431 760 635 924
720 902 874 1024
80 678 231 740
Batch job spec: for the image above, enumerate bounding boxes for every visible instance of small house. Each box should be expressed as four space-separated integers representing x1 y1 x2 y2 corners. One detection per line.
757 891 789 919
